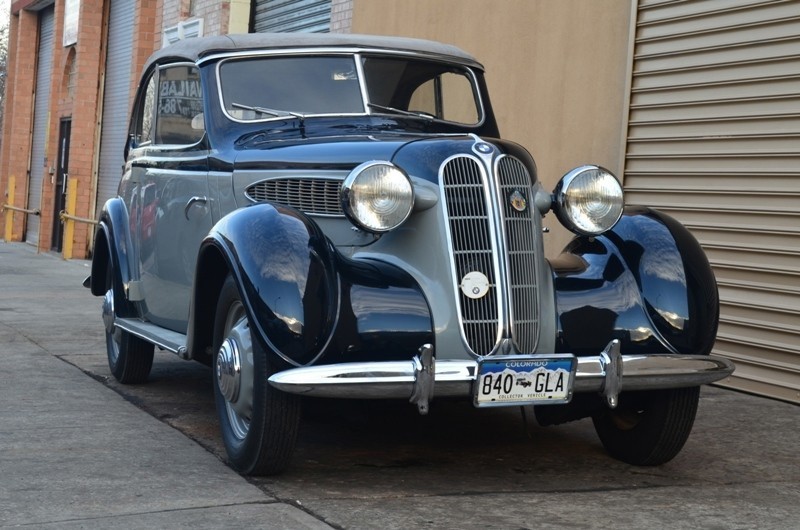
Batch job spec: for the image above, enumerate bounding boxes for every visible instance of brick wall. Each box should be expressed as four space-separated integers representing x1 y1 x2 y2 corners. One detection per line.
0 10 39 243
1 1 160 258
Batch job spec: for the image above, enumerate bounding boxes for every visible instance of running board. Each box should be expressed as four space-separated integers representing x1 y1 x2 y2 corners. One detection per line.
115 318 188 358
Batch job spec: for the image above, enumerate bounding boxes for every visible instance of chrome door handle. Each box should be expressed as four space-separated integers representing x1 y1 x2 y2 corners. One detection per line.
184 196 208 220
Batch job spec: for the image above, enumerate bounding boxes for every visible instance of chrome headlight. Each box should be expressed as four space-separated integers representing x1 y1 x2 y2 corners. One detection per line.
341 161 414 233
553 165 624 236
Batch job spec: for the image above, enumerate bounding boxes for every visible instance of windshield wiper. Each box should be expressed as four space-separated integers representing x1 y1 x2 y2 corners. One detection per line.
231 102 305 120
367 103 434 120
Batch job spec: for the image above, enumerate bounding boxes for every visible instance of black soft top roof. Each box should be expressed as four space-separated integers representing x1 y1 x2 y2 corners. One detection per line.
144 33 483 72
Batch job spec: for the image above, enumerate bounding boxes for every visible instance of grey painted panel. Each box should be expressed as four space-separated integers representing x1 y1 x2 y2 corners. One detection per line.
254 0 331 33
26 6 55 245
96 0 136 215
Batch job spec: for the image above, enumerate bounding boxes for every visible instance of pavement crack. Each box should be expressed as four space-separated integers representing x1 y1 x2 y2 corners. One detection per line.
6 501 284 527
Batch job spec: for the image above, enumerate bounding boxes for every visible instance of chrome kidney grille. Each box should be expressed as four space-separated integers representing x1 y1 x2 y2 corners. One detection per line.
245 177 344 216
441 154 540 356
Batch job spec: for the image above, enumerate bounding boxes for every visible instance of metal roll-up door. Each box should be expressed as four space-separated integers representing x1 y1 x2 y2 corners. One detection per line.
253 0 331 33
624 0 800 403
96 0 135 213
26 6 55 246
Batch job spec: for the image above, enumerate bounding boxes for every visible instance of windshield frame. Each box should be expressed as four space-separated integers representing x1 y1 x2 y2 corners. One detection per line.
211 48 486 127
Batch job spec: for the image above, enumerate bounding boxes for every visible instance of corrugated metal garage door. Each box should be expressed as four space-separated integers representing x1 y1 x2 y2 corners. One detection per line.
253 0 331 33
26 6 55 246
624 0 800 403
96 0 135 214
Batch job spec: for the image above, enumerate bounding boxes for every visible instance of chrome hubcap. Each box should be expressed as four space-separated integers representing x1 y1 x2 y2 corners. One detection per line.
217 307 254 441
102 289 115 334
216 338 242 403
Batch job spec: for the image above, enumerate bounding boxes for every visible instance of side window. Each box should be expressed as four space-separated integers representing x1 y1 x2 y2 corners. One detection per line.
409 72 478 124
155 65 204 146
132 73 156 146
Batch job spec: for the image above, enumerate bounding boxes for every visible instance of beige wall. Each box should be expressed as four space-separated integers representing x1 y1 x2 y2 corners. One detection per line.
351 0 633 255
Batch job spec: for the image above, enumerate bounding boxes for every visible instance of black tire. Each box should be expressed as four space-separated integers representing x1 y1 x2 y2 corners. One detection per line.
104 268 154 384
107 328 155 384
592 386 700 466
212 274 300 476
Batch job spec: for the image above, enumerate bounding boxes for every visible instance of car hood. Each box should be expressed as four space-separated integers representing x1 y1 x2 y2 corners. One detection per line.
231 134 422 172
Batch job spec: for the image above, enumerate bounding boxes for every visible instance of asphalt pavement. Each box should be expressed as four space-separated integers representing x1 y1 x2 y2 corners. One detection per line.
1 241 799 529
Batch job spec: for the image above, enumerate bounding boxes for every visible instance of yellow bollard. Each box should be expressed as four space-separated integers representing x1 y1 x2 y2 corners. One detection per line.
63 179 78 260
4 176 15 242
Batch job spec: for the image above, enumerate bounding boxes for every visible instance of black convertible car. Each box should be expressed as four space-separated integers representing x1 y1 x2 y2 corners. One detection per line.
87 33 734 475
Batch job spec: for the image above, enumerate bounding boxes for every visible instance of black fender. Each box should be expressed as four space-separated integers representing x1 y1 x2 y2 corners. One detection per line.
89 198 138 317
188 203 433 367
551 206 718 356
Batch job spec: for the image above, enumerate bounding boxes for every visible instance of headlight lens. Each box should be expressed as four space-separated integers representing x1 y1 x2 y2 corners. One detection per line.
341 162 414 233
553 165 623 236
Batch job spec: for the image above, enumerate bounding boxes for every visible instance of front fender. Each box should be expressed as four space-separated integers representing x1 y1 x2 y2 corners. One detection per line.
192 203 434 368
551 206 718 356
200 203 339 367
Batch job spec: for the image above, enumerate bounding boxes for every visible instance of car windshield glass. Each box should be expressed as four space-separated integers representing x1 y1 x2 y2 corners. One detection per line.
219 56 364 120
361 55 481 125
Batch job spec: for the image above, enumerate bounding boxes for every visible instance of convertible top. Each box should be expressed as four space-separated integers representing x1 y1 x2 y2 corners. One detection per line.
144 33 483 72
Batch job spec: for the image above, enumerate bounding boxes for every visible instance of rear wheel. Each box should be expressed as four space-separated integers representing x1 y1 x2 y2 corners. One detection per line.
213 275 300 475
103 269 153 384
592 386 700 466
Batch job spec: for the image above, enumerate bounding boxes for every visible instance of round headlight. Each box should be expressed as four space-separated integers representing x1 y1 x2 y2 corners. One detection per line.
341 161 414 233
553 165 623 236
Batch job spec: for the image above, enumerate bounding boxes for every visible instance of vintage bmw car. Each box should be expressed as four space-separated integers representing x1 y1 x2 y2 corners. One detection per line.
87 33 734 475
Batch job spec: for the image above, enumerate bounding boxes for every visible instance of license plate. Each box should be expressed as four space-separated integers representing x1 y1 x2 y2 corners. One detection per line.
474 354 576 407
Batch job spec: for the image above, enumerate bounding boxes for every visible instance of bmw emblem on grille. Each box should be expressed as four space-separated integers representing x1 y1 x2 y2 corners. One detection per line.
509 190 528 212
474 142 493 154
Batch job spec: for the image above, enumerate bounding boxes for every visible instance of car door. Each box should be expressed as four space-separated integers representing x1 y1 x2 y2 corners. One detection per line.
133 63 211 333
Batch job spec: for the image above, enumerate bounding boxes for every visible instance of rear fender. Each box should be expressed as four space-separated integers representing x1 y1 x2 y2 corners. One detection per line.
90 198 138 317
551 206 718 356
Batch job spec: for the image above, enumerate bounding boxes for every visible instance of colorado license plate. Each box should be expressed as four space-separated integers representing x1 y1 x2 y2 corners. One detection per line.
474 354 576 407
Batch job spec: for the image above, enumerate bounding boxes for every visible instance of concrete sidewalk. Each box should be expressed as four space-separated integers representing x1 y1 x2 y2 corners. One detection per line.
0 243 331 528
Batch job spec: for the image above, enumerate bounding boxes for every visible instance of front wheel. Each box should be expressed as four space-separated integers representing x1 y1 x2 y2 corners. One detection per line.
103 275 153 384
213 275 300 475
592 386 700 466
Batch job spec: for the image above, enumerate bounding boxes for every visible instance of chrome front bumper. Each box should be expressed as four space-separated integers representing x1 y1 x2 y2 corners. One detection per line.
268 340 735 413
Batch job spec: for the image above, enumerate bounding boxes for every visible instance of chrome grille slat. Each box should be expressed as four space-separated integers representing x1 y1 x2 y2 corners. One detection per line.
496 156 540 354
245 177 344 216
442 153 540 357
442 156 499 357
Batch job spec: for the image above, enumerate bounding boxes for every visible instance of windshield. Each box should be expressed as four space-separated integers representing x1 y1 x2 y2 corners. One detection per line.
217 53 482 125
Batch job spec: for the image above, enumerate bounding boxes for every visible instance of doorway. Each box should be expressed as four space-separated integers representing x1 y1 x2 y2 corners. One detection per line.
51 119 71 252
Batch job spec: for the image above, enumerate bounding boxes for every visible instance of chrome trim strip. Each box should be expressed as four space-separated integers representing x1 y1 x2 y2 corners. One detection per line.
200 46 484 70
268 352 735 399
470 138 511 345
115 317 187 357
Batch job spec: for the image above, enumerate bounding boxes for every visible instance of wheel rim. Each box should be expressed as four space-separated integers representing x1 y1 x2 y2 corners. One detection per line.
216 300 254 441
103 288 121 365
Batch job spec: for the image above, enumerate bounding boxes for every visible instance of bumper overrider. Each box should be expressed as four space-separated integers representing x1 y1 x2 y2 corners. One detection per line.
268 340 735 414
